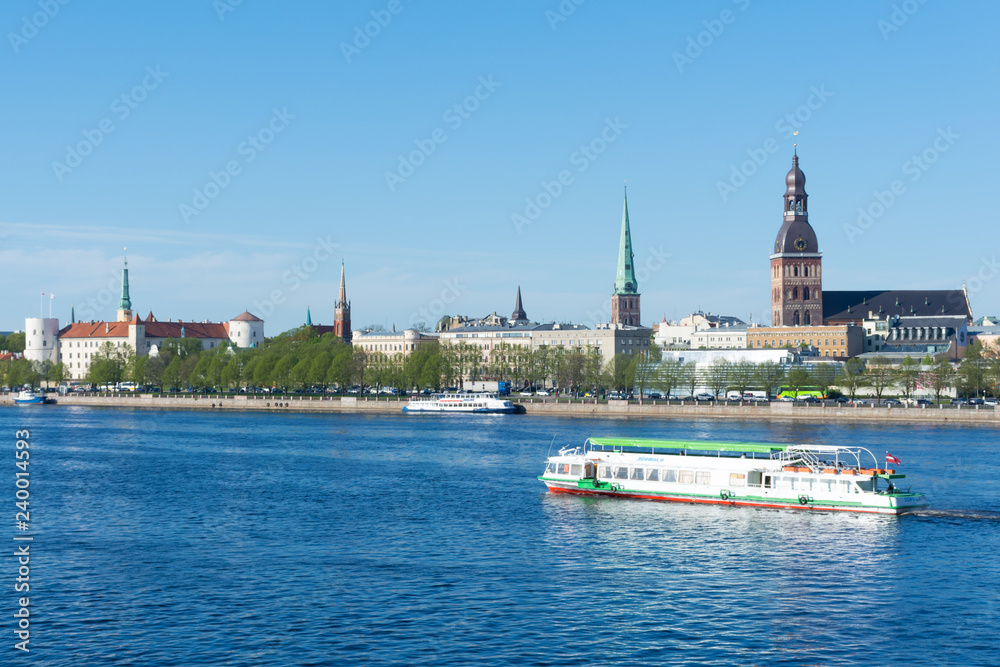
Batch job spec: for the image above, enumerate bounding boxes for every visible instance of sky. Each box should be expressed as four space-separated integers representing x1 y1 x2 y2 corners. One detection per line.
2 0 998 334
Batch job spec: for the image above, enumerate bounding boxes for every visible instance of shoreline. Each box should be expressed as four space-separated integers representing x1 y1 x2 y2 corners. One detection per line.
4 394 998 426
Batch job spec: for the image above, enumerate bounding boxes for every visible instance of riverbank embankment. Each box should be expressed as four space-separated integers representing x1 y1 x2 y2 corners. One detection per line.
4 393 998 426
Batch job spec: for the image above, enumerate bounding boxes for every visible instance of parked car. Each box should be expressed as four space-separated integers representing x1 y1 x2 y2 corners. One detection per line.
850 399 869 406
915 398 934 406
985 398 998 406
968 398 985 406
648 392 662 400
883 398 902 406
694 393 715 402
835 396 850 404
536 390 551 396
799 396 821 404
750 396 770 403
518 390 534 396
950 398 968 405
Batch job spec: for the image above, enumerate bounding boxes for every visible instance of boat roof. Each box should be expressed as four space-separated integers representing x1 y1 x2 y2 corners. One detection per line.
588 437 788 454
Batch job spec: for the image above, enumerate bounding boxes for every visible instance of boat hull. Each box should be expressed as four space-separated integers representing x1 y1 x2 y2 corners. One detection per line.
542 479 928 515
402 406 515 414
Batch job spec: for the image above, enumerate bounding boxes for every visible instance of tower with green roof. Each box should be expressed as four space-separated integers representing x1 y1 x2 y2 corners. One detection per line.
117 247 133 322
611 187 640 326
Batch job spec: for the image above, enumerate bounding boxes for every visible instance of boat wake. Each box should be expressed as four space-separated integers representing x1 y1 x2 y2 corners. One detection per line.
910 509 1000 521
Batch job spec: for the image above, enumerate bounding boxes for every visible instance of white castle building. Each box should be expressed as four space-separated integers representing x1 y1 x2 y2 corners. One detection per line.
25 253 265 381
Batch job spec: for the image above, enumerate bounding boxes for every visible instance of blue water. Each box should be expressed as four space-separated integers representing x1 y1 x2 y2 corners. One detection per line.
3 407 999 666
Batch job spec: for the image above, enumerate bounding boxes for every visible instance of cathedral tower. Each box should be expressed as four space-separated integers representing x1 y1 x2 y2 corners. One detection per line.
611 187 640 326
770 151 823 326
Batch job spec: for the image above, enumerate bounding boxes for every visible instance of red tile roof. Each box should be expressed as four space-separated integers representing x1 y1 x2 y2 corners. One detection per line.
230 311 263 322
58 320 230 339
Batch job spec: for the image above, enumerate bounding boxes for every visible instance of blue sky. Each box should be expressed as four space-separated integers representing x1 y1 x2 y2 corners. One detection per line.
2 0 997 334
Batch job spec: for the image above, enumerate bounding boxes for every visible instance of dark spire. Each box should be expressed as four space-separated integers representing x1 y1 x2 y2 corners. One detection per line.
511 285 528 323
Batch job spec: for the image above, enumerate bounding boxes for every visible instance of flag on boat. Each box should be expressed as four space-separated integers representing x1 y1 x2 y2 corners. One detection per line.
886 452 902 466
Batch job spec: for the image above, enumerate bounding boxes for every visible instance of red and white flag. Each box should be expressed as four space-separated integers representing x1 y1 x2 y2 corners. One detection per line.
886 452 902 466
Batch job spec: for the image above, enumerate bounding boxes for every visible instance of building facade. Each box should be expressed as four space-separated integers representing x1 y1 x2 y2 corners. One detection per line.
746 324 864 359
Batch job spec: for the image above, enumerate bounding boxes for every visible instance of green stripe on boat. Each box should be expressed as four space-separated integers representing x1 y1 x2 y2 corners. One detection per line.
588 438 788 454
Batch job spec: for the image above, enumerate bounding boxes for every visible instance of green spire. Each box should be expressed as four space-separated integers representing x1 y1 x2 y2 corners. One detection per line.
614 187 637 295
119 247 132 310
70 306 76 323
306 306 312 326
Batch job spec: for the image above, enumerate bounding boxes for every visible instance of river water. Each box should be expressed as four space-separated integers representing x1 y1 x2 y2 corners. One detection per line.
3 407 999 666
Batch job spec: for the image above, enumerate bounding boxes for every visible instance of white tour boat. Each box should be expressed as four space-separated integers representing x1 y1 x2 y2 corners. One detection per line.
14 390 46 405
402 392 517 414
539 437 928 515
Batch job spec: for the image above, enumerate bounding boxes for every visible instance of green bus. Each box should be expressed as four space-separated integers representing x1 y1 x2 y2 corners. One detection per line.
776 386 826 400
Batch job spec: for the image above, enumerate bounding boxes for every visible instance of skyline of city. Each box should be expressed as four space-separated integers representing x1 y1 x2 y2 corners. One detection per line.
3 2 998 332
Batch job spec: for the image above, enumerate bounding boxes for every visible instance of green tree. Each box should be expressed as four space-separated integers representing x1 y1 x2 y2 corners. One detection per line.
929 358 953 403
754 361 785 399
896 356 920 399
682 361 698 399
785 366 811 399
707 359 731 398
836 358 867 400
729 360 756 398
865 355 895 402
608 354 633 393
4 332 26 353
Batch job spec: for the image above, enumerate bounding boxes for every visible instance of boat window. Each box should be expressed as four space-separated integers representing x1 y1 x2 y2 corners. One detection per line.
729 473 746 487
559 463 571 474
678 470 694 484
600 466 612 479
821 479 834 493
763 475 772 489
546 463 556 473
630 468 644 481
647 469 659 482
662 469 676 483
615 467 629 480
855 479 873 492
570 464 582 476
777 476 792 490
695 471 711 485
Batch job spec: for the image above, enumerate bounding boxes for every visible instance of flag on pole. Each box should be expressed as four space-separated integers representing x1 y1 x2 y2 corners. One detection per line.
50 294 55 299
886 452 902 466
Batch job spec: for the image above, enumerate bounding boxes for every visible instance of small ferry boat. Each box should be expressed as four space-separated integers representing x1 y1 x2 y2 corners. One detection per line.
402 392 516 414
539 437 928 515
14 390 46 405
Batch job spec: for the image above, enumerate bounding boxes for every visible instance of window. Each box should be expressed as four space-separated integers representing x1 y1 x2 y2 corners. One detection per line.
559 463 571 474
647 469 659 482
570 464 582 476
615 467 629 480
630 468 644 481
662 469 677 483
678 470 694 484
695 471 711 485
729 473 746 487
600 466 612 479
546 463 556 473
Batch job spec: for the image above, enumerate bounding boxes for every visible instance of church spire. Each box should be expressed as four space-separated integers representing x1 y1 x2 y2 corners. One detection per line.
117 247 133 322
510 285 528 323
305 306 312 327
614 186 637 295
334 261 352 344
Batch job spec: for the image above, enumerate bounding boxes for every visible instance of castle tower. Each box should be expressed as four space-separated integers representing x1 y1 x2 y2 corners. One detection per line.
24 317 60 365
610 187 640 326
334 262 352 343
770 150 823 326
117 248 133 322
510 286 529 324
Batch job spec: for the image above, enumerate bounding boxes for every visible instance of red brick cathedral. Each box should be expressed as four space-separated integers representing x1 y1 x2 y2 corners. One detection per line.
770 150 823 326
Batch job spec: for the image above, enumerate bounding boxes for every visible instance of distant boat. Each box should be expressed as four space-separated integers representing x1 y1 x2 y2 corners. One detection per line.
403 392 517 414
539 437 928 515
14 390 46 405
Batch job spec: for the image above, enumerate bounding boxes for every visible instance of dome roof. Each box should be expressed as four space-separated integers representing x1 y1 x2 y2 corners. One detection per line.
785 154 806 194
773 219 818 254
